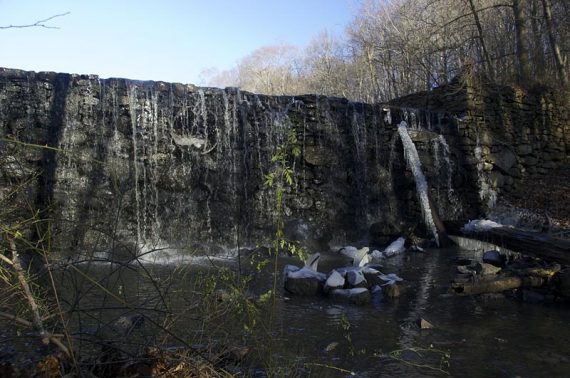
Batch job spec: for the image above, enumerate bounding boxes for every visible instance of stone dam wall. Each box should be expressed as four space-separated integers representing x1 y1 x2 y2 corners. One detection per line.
390 77 570 210
0 68 568 256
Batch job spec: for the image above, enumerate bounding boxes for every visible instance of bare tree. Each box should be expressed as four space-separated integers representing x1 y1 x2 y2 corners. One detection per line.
541 0 568 85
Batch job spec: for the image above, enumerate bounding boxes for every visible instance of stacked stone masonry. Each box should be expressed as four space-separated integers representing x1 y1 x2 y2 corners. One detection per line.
0 68 568 255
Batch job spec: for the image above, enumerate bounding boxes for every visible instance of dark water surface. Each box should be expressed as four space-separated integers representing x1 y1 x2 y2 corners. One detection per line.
56 246 570 377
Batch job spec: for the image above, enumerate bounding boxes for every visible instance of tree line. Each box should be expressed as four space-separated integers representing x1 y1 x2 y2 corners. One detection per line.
201 0 569 102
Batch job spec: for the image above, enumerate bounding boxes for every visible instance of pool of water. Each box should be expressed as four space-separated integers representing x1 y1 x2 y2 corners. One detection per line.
53 245 570 377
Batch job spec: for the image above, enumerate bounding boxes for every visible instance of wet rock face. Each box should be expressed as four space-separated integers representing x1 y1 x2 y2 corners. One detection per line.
6 68 564 254
1 68 428 253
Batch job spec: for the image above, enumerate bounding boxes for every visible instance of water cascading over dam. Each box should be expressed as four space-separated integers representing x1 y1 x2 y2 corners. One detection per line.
6 68 564 258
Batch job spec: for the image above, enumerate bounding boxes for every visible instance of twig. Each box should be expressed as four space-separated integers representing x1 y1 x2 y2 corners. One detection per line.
0 254 14 266
0 311 70 356
0 310 33 327
0 12 70 29
8 237 49 344
304 362 356 375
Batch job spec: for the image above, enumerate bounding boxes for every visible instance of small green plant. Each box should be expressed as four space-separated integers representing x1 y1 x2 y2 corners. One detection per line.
340 314 355 356
264 129 306 262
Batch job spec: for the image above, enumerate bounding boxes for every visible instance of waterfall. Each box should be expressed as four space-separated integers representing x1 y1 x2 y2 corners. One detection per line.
475 135 497 210
397 121 439 246
431 134 461 216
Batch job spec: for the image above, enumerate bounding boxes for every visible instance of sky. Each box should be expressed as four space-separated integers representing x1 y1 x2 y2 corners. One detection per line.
0 0 356 85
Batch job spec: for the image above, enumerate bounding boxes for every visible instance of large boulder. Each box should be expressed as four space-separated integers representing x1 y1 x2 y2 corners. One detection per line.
284 268 326 296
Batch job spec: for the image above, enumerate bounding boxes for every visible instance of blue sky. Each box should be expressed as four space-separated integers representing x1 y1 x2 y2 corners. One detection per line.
0 0 356 84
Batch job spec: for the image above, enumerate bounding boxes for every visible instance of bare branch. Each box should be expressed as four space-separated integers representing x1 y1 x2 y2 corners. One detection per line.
0 12 70 30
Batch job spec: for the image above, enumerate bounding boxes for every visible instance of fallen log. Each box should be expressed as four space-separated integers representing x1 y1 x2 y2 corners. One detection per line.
451 275 544 296
449 226 570 265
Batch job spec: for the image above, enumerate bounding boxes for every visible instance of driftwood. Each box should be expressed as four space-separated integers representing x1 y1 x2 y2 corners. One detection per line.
451 275 544 296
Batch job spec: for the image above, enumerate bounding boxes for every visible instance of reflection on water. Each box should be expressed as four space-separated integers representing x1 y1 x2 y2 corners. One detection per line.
56 246 570 377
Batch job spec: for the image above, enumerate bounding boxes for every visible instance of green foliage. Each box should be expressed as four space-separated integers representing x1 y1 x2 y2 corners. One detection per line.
265 129 306 262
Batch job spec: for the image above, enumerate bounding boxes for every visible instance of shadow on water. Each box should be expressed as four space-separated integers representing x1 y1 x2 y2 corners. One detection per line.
55 245 570 377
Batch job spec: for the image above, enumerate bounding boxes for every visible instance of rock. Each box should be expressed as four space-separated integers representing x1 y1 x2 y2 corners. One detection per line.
382 237 406 257
474 262 502 276
346 269 367 288
324 270 345 292
324 342 339 352
304 145 330 166
224 346 250 362
113 314 145 336
516 144 533 155
284 268 326 296
491 149 517 172
417 318 434 329
482 250 506 267
329 288 371 305
377 272 404 286
362 267 383 286
383 283 404 299
338 246 369 266
457 265 473 275
370 249 384 260
284 219 331 252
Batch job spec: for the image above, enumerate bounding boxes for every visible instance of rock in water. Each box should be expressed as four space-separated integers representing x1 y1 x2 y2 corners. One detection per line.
330 288 371 305
324 341 339 352
383 237 406 257
304 252 321 271
474 262 502 276
352 247 370 267
339 246 370 266
483 250 506 267
346 269 367 288
324 270 345 292
417 318 435 329
339 246 358 259
284 268 326 296
383 283 404 299
113 314 145 336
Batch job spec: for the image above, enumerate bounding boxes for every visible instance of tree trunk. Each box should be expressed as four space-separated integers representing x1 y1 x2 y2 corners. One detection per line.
530 0 545 79
512 0 531 84
542 0 568 85
467 0 495 81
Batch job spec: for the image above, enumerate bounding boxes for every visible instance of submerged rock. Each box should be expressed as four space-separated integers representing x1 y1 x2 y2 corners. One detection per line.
383 283 404 299
330 288 371 305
